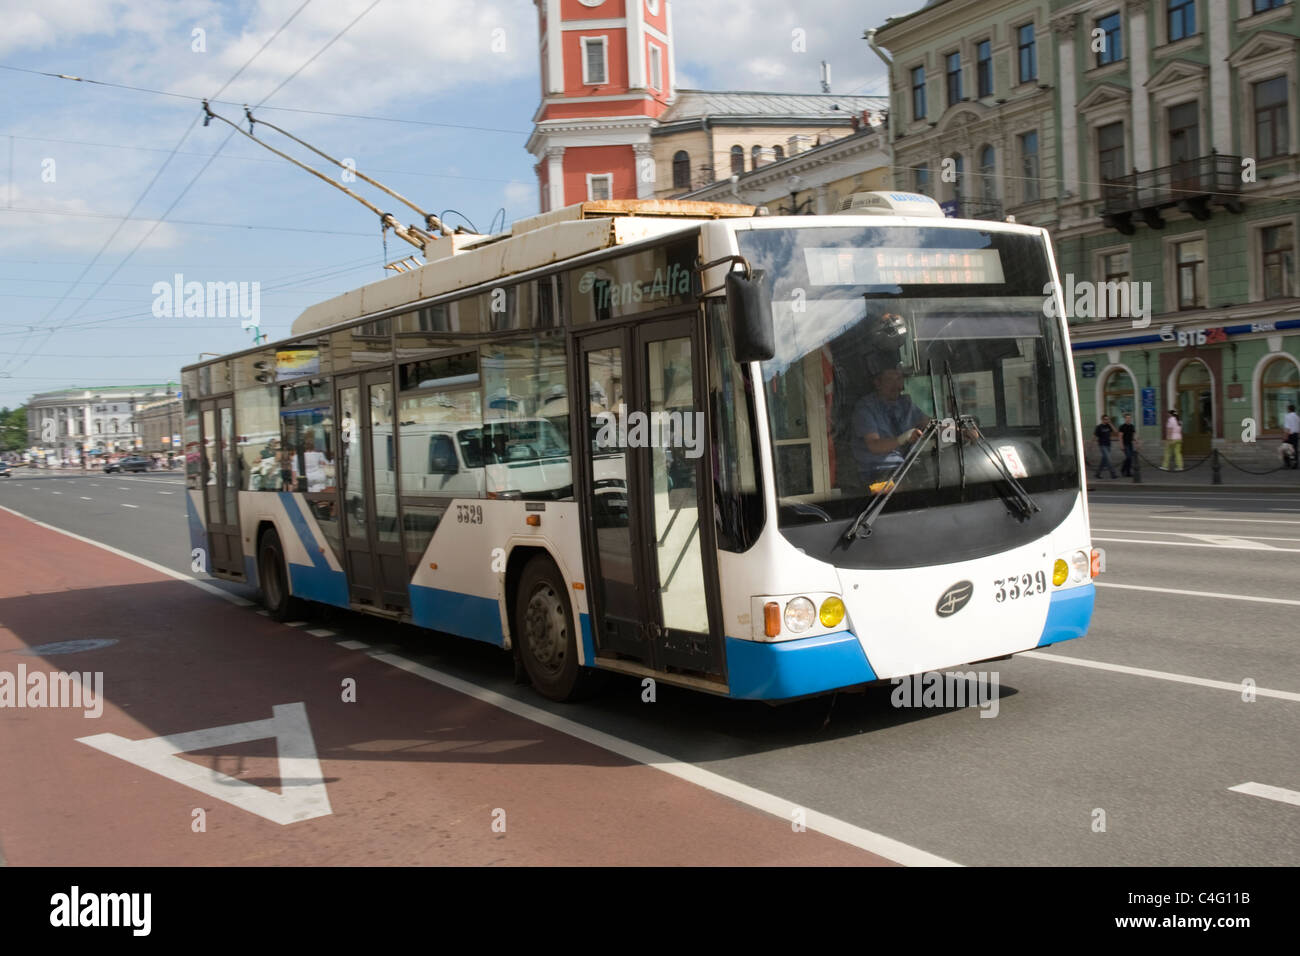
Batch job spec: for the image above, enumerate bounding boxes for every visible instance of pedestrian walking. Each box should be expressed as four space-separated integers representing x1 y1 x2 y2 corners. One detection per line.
1285 403 1300 470
1119 412 1136 476
1161 409 1184 471
1094 415 1118 478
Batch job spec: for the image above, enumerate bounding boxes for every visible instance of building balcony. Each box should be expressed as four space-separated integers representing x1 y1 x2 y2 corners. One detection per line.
1100 152 1243 234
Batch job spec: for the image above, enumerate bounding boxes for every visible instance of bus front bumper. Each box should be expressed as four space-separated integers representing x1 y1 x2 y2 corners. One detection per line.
724 583 1094 701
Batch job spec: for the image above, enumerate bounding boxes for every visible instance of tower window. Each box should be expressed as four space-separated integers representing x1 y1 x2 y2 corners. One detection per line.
581 36 608 86
731 145 744 174
649 44 662 91
587 173 613 201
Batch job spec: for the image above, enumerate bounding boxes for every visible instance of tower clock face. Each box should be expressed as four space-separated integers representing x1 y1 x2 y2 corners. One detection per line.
577 0 606 7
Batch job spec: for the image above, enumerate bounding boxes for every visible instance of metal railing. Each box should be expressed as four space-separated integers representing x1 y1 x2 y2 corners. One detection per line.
1100 152 1243 216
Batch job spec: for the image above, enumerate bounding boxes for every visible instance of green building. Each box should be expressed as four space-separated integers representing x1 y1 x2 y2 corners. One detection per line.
874 0 1300 464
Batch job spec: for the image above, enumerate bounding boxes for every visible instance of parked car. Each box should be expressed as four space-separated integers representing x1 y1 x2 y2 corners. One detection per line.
104 456 152 473
0 462 12 478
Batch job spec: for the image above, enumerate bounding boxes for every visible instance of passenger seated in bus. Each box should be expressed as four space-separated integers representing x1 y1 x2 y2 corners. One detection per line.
852 361 930 480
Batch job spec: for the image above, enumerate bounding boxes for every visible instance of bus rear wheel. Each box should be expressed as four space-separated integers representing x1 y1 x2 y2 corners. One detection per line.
515 556 597 701
258 527 303 623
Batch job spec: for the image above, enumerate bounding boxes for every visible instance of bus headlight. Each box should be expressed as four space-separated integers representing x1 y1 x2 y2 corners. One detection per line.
1052 559 1069 587
785 597 816 632
819 596 846 628
1071 551 1088 583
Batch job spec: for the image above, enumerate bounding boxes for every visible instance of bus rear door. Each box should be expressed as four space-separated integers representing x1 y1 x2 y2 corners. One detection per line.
199 396 242 576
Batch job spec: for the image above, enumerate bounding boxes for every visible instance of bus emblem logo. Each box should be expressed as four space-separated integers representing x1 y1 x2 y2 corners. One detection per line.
936 581 973 617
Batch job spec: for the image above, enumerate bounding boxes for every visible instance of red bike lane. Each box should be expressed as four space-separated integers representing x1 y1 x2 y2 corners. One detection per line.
0 508 898 866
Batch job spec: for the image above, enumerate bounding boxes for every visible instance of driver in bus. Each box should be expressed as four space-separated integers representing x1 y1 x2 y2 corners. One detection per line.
852 357 931 480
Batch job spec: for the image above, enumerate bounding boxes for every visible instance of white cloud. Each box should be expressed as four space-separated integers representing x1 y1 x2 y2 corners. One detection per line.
671 0 901 95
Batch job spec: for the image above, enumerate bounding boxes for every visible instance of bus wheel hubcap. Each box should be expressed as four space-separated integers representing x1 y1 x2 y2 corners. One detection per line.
525 585 566 676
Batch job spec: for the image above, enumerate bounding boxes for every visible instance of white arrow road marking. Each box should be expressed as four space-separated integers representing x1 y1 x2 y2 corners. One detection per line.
77 702 332 826
1229 782 1300 807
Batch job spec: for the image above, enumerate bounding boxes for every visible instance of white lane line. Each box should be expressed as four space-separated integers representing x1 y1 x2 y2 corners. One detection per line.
1096 580 1300 608
1229 782 1300 807
157 491 174 495
121 503 139 509
337 640 369 650
370 649 959 867
1141 515 1300 525
306 628 334 637
284 621 308 628
1093 536 1296 552
50 491 61 495
89 483 99 487
79 496 92 500
1091 494 1300 502
1019 650 1300 702
1093 527 1300 544
0 504 254 606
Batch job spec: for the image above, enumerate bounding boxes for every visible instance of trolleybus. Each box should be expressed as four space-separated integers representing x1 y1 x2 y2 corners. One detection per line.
183 194 1097 701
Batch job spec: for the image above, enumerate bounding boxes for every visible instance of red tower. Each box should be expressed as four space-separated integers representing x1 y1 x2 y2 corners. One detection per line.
527 0 675 211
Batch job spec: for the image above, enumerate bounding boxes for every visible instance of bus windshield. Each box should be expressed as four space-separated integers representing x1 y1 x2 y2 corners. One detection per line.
736 224 1079 539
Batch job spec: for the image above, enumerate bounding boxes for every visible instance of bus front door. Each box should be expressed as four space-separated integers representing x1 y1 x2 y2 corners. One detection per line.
336 372 408 611
199 397 242 576
577 318 723 679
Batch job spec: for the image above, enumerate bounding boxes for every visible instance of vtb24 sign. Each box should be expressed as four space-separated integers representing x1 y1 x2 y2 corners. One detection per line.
1160 325 1227 347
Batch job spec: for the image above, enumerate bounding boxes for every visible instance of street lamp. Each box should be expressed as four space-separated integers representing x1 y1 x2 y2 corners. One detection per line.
779 174 816 216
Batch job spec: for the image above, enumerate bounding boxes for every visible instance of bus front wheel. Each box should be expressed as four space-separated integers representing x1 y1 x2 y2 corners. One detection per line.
515 556 596 701
258 527 303 623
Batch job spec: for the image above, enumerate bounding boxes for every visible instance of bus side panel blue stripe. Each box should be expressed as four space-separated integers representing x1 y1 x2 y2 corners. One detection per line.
409 585 504 647
279 492 329 570
1036 583 1094 647
287 563 350 608
278 493 348 607
725 632 877 700
578 614 596 667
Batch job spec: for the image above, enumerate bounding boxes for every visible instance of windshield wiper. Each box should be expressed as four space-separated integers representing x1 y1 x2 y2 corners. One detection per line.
927 359 941 492
842 418 940 542
942 361 966 491
959 413 1040 519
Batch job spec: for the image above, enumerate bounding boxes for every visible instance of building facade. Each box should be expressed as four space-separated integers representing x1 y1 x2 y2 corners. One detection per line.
528 0 879 207
874 0 1300 463
25 384 178 460
136 397 184 454
670 96 891 211
1051 0 1300 462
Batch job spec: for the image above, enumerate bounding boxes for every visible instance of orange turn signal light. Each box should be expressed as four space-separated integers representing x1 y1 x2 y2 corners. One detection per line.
1090 549 1101 577
526 514 541 527
763 601 781 637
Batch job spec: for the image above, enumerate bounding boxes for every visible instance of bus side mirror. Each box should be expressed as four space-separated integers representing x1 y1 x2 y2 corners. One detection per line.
725 269 774 363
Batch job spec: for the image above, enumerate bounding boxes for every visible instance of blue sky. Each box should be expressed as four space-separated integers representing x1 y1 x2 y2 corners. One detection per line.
0 0 900 407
